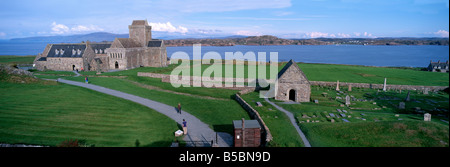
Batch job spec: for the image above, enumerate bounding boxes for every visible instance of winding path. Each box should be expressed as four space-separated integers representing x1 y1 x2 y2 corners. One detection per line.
57 78 233 147
264 98 312 147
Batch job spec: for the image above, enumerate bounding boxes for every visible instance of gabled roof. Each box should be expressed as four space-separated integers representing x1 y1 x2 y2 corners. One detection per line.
277 59 310 84
46 44 86 58
113 38 142 48
147 40 163 47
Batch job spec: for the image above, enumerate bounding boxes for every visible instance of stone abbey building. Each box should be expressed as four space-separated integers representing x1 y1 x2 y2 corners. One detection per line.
34 20 167 72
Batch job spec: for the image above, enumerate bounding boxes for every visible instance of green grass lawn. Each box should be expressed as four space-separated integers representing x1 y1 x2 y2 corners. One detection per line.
300 120 449 147
0 55 35 65
0 81 180 147
62 76 250 134
147 61 449 86
240 92 305 147
272 85 449 147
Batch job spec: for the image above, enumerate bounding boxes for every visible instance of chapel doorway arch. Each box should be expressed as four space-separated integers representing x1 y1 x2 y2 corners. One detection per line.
289 89 296 101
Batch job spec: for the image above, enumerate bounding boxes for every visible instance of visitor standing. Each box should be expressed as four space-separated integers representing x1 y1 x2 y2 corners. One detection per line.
182 119 187 135
85 76 88 84
178 103 181 114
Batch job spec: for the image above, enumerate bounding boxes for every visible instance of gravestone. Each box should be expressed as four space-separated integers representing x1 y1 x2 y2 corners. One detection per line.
405 91 411 102
256 102 263 107
398 102 405 109
383 78 387 92
345 95 351 106
314 100 319 104
331 119 335 123
423 88 429 95
337 109 342 112
336 80 340 91
348 85 352 92
424 113 431 121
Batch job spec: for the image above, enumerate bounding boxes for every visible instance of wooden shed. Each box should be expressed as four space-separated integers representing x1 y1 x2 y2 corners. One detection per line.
233 119 261 147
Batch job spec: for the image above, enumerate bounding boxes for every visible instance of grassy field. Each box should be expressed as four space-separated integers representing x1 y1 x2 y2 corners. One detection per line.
146 61 449 86
300 121 449 147
61 76 251 134
269 85 449 147
241 92 305 147
0 81 180 147
0 55 35 65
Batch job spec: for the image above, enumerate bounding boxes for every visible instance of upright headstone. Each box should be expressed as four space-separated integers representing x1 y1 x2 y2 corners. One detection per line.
348 85 352 92
423 88 429 95
398 102 405 109
336 80 340 91
382 78 387 92
405 91 411 102
424 113 431 121
399 89 402 94
345 95 351 106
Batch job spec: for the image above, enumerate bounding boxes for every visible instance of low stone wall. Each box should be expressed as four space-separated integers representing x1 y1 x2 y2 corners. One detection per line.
235 94 273 146
309 81 448 92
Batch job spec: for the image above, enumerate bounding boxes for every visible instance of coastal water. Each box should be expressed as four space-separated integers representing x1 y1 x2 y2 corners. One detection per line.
0 40 448 67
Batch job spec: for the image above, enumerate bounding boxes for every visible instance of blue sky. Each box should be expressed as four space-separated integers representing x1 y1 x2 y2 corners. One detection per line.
0 0 448 39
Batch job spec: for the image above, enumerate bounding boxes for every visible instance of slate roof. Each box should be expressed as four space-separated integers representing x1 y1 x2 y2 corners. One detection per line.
277 59 310 84
429 61 449 68
147 40 163 47
116 38 141 48
233 120 261 129
36 57 47 61
47 44 86 58
90 43 111 54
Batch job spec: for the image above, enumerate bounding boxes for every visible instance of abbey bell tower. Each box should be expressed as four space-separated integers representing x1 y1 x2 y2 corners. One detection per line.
128 20 152 47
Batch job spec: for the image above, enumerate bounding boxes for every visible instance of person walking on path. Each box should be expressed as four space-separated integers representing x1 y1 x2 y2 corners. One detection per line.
178 103 182 114
85 76 88 84
182 119 187 135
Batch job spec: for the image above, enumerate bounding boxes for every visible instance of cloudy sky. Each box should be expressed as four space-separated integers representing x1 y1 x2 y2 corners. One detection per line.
0 0 448 39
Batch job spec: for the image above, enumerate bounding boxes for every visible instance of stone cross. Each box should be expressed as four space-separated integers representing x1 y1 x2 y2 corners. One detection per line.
345 95 351 106
424 113 431 121
398 102 405 109
382 78 387 92
405 91 410 102
336 80 340 91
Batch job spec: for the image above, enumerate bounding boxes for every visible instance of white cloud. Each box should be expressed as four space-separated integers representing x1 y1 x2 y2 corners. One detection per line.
0 32 6 37
235 30 262 36
51 22 70 34
71 25 104 33
304 32 330 38
434 30 449 37
149 22 188 34
51 22 104 35
300 31 376 38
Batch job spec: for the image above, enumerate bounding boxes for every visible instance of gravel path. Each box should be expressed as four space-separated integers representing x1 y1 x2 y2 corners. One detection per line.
264 98 312 147
57 78 233 147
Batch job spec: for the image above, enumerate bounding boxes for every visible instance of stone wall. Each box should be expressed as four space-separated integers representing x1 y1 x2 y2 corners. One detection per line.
235 94 273 145
40 57 83 71
309 81 448 91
